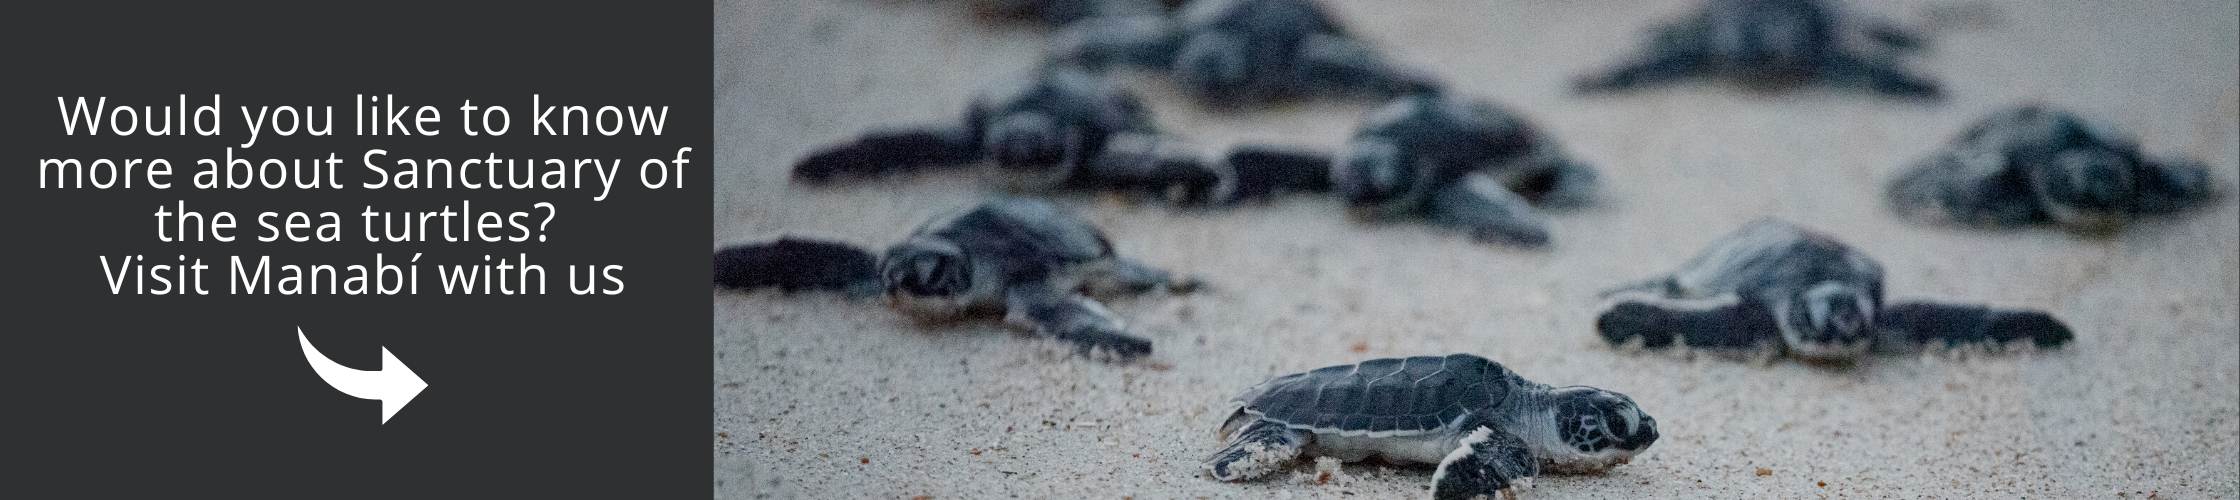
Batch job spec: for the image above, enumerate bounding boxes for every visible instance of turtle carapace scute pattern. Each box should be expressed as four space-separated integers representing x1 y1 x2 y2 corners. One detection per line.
712 198 1200 360
1573 0 1941 99
1886 104 2221 231
1595 219 2074 361
1206 354 1657 499
1048 0 1440 108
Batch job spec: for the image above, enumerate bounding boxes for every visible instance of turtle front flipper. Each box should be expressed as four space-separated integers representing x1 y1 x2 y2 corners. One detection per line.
1427 173 1552 248
1596 291 1780 351
1004 285 1152 359
1818 52 1942 100
791 125 984 183
1874 301 2073 352
1078 131 1226 203
712 238 882 297
1571 27 1708 94
1431 426 1538 500
1203 417 1310 482
1296 33 1442 98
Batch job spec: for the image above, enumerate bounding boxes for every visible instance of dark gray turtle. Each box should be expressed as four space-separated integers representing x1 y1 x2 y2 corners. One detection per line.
1573 0 1940 99
1203 93 1600 246
1886 104 2220 231
1207 354 1658 499
1325 93 1599 247
1048 0 1439 107
1596 219 2073 361
792 67 1234 203
712 197 1199 359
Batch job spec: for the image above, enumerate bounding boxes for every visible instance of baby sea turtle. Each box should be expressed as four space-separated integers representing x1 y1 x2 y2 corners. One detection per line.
1596 219 2073 360
1049 0 1439 107
1207 354 1658 499
792 67 1234 203
1327 93 1599 247
712 197 1198 359
1573 0 1940 99
1886 104 2220 231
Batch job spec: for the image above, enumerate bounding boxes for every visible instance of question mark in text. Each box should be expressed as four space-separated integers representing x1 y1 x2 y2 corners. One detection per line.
535 202 556 242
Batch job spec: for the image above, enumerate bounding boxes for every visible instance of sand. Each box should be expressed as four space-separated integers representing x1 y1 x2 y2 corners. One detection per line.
712 1 2240 497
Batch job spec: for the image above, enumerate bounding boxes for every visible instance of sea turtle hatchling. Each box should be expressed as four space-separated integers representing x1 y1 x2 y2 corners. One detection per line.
1886 104 2220 231
791 67 1232 203
1207 353 1658 499
1572 0 1940 99
1048 0 1439 107
792 67 1316 204
1595 219 2074 361
712 197 1199 359
1314 92 1600 247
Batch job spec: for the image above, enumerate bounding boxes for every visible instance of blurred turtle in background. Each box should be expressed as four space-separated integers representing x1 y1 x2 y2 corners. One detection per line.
1887 104 2220 231
792 66 1344 204
1210 92 1600 247
1048 0 1440 108
1573 0 1941 99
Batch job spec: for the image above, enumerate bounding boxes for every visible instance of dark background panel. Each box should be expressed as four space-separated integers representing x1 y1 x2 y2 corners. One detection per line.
4 2 711 497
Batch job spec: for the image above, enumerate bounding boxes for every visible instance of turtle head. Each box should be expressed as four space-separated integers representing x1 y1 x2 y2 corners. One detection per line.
1540 386 1658 472
1174 32 1250 105
1331 137 1412 212
881 238 975 313
1778 281 1876 359
2030 148 2138 229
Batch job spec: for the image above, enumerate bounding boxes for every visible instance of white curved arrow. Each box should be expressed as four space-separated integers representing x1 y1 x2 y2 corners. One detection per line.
297 327 427 424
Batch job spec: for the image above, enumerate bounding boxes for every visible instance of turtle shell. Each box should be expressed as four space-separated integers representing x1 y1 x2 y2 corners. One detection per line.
1234 354 1519 437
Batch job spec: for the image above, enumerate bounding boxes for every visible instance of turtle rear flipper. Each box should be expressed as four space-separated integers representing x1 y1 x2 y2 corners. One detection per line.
1597 291 1780 350
1427 173 1552 248
1218 144 1333 203
1431 426 1537 500
1204 417 1310 482
1875 301 2073 351
792 125 983 183
1004 285 1151 359
712 238 882 297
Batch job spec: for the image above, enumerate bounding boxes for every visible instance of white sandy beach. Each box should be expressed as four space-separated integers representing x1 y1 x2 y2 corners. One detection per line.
713 1 2240 497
